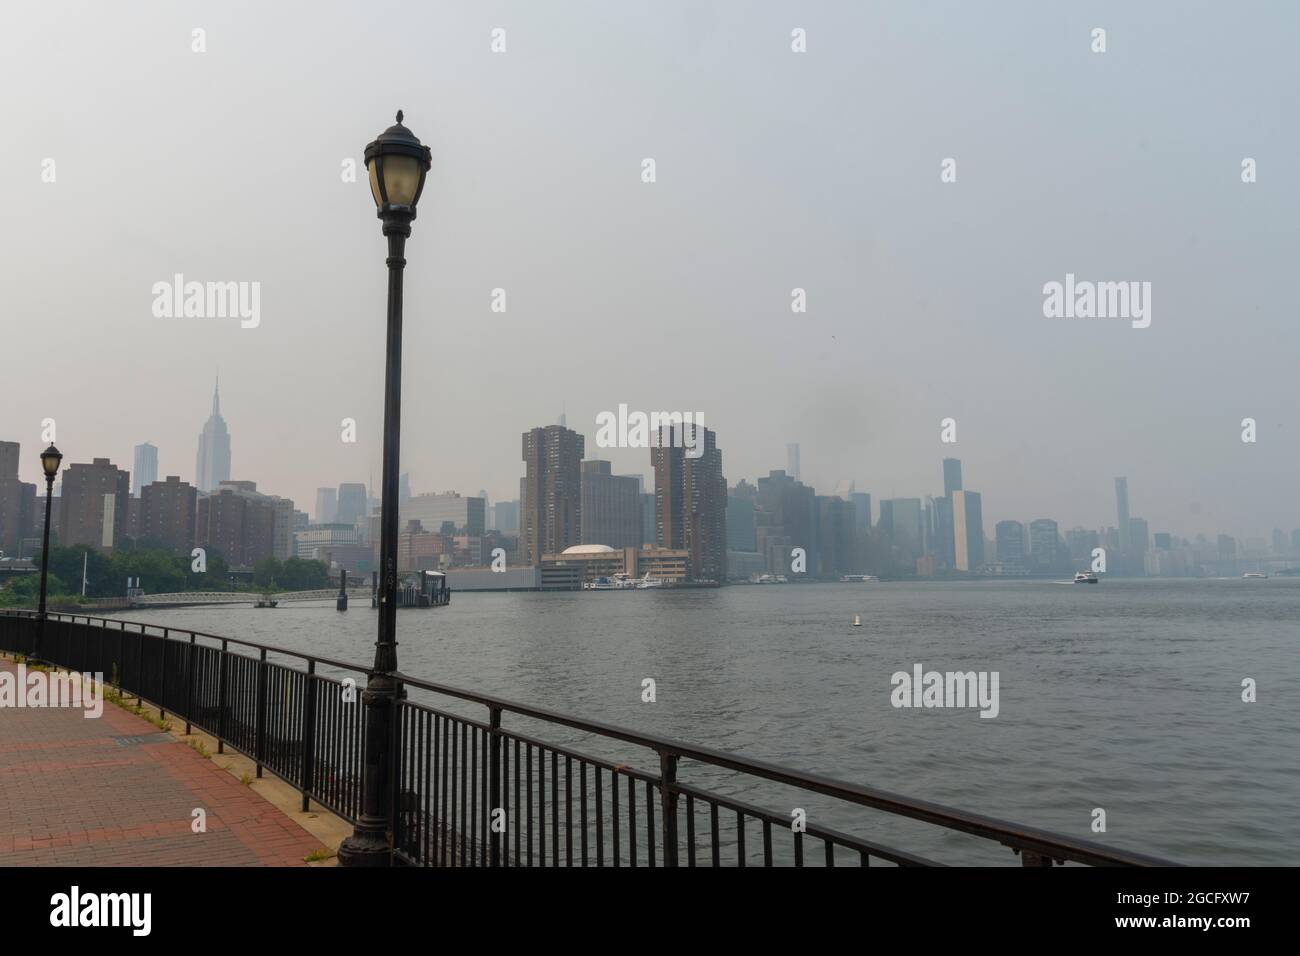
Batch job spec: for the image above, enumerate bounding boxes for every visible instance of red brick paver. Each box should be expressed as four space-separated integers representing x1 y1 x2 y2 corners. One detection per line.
0 660 327 866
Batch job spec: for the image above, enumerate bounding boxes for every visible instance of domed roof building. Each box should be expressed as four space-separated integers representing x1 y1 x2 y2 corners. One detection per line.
559 544 617 556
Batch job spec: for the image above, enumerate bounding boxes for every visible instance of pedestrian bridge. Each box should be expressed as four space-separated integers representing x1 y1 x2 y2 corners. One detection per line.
130 588 374 608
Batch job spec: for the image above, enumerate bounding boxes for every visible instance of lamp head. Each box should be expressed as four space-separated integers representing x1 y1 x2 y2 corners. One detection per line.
364 110 432 217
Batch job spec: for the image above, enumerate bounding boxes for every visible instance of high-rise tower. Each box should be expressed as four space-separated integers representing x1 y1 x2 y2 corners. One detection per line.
132 442 158 497
521 424 585 565
653 423 727 582
195 379 232 493
942 458 963 498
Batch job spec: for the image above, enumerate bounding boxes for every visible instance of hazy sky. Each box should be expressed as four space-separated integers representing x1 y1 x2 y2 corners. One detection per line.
2 1 1296 539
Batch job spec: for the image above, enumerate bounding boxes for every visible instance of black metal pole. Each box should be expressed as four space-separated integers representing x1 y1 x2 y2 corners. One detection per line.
337 212 411 867
34 474 55 662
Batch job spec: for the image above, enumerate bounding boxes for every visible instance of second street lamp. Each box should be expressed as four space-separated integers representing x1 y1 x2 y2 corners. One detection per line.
35 443 63 663
337 111 432 867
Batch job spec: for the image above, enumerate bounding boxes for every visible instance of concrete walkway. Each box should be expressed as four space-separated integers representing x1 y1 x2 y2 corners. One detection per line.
0 658 335 866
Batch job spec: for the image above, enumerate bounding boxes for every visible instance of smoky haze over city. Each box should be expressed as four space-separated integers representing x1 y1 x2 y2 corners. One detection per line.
6 0 1300 901
2 0 1297 546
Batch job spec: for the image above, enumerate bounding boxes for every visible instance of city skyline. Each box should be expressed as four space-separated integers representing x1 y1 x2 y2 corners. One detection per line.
5 404 1297 583
5 378 1294 549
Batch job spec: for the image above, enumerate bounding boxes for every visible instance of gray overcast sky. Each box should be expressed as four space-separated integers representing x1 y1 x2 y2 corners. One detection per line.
1 0 1296 540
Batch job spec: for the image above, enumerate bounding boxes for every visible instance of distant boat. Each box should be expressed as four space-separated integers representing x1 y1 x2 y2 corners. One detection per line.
636 574 666 589
839 574 877 583
584 574 638 590
1073 572 1099 584
1242 572 1268 579
852 615 862 627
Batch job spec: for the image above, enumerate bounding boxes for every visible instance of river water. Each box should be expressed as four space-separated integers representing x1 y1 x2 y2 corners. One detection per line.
105 578 1300 865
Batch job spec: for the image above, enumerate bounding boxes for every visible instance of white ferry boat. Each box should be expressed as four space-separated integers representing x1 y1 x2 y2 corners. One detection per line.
1073 571 1099 584
1242 572 1268 579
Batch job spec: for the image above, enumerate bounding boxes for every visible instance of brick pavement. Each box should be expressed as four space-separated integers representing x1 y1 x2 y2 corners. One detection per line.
0 659 328 866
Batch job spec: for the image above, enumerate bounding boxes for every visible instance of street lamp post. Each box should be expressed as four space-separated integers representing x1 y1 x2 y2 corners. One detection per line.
337 112 431 868
34 444 63 663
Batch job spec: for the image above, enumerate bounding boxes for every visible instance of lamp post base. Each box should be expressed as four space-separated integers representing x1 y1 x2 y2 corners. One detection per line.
337 828 392 867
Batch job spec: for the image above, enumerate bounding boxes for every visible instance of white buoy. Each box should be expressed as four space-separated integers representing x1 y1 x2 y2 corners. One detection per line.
852 615 862 627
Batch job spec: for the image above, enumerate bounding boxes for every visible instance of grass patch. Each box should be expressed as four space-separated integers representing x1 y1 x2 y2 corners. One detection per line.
303 848 336 863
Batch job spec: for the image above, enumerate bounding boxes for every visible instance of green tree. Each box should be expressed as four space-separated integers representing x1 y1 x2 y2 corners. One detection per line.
111 548 186 594
1 572 67 606
42 545 114 597
186 549 231 590
252 557 282 589
277 557 329 591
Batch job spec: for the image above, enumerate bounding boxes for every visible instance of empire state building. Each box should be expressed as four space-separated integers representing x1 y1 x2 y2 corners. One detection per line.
195 379 232 493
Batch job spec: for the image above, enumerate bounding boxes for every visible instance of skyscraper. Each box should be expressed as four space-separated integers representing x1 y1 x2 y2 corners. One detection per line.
933 495 955 568
995 520 1026 569
1115 477 1131 551
521 424 584 565
315 487 337 524
336 483 369 528
580 461 642 549
653 423 727 582
132 443 158 497
849 492 872 533
952 490 985 572
755 470 815 574
1029 518 1062 571
1128 517 1149 554
493 499 519 534
882 497 924 564
786 443 801 481
0 441 19 480
942 458 963 497
195 380 231 493
0 441 37 557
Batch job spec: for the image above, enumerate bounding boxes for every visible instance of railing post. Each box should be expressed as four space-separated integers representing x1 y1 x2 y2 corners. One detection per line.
301 660 318 813
255 647 268 778
660 751 679 867
489 706 502 867
184 633 196 735
216 639 228 754
129 621 140 708
159 629 168 721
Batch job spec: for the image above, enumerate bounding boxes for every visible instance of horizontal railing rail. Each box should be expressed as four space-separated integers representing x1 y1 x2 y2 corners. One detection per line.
0 609 1176 867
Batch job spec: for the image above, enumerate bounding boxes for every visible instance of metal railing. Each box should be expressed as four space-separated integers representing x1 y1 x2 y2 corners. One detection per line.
0 609 1174 867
